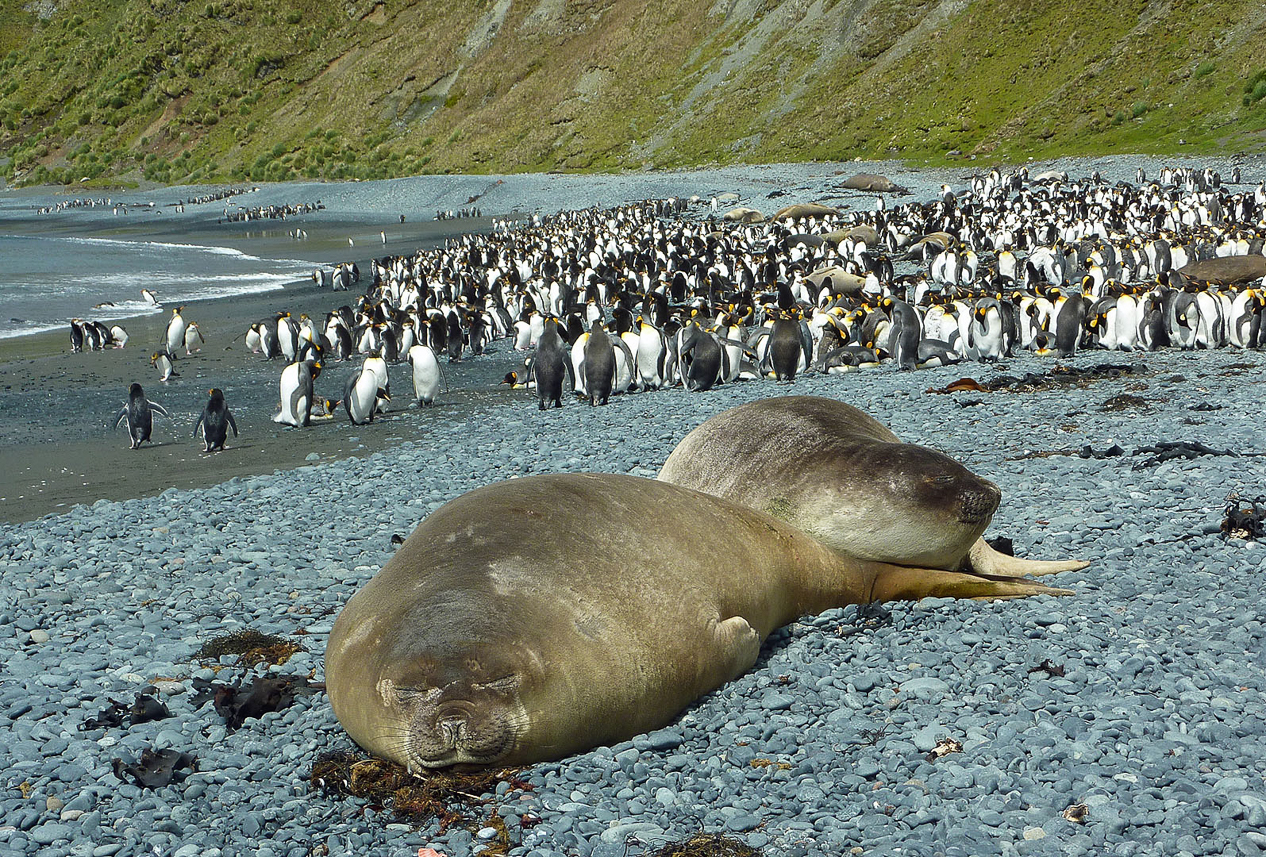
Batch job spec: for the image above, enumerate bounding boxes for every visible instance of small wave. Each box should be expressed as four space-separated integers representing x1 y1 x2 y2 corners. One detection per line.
49 235 319 267
0 320 67 341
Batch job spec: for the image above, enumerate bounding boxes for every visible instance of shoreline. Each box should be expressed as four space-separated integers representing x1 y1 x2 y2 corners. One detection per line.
0 234 520 526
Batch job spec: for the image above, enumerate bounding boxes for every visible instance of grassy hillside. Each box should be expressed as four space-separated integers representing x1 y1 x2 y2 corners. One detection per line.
2 0 1266 188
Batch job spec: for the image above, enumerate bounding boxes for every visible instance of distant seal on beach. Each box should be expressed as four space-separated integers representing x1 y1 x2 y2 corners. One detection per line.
838 173 907 193
324 473 1066 770
772 202 841 222
658 396 1089 578
722 207 764 223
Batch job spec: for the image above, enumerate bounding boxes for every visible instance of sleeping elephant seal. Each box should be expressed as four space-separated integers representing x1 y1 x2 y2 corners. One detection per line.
772 202 841 221
722 206 764 223
658 396 1088 579
839 173 908 193
325 473 1065 770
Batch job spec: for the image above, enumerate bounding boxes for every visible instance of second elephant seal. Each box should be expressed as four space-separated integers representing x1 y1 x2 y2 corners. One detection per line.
658 395 1088 578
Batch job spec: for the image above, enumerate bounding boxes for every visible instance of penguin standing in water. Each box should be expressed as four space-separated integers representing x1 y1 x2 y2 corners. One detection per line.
274 360 321 427
114 383 170 450
192 388 238 452
407 343 443 406
582 319 617 406
532 317 570 410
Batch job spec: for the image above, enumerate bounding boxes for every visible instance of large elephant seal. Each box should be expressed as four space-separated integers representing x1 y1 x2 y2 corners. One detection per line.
325 473 1064 770
1176 255 1266 286
658 396 1088 578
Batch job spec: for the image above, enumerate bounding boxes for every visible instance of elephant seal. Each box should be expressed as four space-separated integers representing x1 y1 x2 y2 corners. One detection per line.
772 202 841 221
838 173 907 193
722 206 764 223
1176 255 1266 286
658 396 1088 579
806 265 868 296
325 473 1063 770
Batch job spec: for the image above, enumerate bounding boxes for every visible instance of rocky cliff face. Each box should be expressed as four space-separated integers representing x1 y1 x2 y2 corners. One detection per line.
1 0 1264 186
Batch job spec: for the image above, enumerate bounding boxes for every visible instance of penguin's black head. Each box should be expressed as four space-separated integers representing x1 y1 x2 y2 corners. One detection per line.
129 383 143 397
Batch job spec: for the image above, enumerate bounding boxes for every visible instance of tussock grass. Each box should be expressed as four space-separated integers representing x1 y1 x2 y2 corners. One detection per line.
1 0 1265 186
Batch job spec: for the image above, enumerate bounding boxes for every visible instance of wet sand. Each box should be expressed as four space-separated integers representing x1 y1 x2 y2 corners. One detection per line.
0 218 525 525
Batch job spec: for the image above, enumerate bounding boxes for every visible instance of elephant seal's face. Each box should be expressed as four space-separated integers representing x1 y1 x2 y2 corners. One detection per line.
375 658 530 770
778 441 1001 569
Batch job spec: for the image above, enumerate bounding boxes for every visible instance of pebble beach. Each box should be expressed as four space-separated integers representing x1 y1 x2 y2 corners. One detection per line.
3 157 1266 857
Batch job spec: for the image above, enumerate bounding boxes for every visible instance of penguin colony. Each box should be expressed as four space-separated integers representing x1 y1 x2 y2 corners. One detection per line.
245 164 1266 425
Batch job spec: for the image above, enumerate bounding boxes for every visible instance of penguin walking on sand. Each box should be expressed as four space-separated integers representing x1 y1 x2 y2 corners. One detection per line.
151 351 178 382
362 355 390 411
114 383 170 450
193 388 238 452
407 343 443 407
183 321 205 355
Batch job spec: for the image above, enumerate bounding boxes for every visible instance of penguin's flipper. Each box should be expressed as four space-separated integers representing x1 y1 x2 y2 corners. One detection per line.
192 414 205 439
150 401 171 419
227 411 238 437
966 539 1091 578
113 409 127 430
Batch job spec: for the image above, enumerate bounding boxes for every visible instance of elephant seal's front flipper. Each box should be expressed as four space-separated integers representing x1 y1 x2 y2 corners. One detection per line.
966 538 1091 578
870 563 1075 602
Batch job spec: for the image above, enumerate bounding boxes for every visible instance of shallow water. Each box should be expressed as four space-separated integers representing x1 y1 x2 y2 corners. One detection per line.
0 232 317 339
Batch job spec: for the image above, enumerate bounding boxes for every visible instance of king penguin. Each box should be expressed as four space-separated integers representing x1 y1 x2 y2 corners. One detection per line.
274 360 321 427
532 317 570 410
164 307 186 358
407 344 443 406
768 310 805 381
344 361 387 425
582 319 617 405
